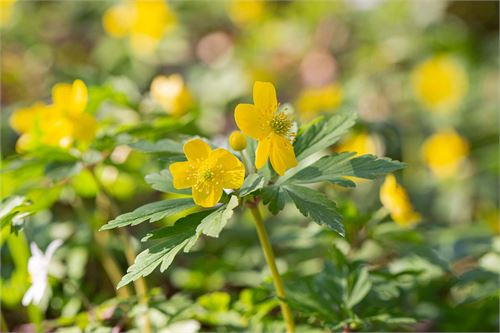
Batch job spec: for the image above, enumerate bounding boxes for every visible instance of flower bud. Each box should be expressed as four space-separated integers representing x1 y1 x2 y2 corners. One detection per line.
229 131 247 151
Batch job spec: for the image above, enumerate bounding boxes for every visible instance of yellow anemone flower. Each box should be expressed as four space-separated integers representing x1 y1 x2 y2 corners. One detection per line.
228 0 265 26
103 0 175 56
421 129 469 178
150 74 193 116
411 55 468 113
234 81 297 176
296 84 343 120
0 0 16 28
336 131 378 157
380 175 421 227
9 80 96 152
169 139 245 207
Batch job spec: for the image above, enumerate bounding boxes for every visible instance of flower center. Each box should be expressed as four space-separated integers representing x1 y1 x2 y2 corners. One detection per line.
270 112 292 136
201 169 214 181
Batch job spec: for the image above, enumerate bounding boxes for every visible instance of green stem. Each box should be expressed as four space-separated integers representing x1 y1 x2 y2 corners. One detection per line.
89 168 151 333
249 205 295 333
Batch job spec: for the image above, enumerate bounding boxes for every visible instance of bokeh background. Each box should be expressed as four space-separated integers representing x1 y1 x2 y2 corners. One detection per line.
1 0 499 332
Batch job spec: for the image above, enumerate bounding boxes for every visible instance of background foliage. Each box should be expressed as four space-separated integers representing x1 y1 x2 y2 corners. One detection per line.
1 0 498 332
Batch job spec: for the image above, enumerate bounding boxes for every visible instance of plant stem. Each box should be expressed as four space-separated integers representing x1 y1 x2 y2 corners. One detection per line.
249 205 295 333
89 168 152 333
119 229 152 333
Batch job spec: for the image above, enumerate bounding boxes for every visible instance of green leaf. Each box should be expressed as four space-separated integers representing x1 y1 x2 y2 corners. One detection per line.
287 153 405 187
294 112 357 161
284 185 344 236
44 161 82 181
100 198 195 230
117 212 202 288
118 200 238 288
239 174 265 197
0 196 32 229
261 186 288 215
129 138 184 154
346 267 371 308
145 170 191 195
196 196 239 238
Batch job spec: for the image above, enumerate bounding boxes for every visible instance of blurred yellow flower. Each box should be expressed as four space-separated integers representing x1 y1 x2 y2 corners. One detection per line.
228 0 265 26
411 55 468 112
421 129 469 178
296 84 343 120
380 175 421 227
336 131 378 157
150 74 193 116
0 0 16 27
228 131 247 151
235 81 297 175
169 139 245 207
9 80 96 152
102 0 175 56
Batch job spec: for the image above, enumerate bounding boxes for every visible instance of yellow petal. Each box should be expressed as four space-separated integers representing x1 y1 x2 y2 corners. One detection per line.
269 134 297 176
9 102 44 133
183 138 212 162
102 3 134 37
52 83 72 109
72 112 97 143
16 133 35 153
192 182 222 208
69 80 88 116
169 161 197 189
210 149 245 189
253 81 277 112
255 136 271 169
234 103 270 140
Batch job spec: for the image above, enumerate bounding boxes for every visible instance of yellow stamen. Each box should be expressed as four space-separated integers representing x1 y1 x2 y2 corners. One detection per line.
270 112 292 136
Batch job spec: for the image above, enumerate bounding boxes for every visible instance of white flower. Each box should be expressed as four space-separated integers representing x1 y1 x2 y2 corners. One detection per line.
22 239 63 306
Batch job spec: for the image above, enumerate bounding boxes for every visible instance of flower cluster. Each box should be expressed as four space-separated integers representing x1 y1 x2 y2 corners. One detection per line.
9 80 96 152
103 0 176 57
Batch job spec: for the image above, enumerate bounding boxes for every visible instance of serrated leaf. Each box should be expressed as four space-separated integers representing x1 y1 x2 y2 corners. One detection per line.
117 213 201 288
287 153 405 186
284 185 344 236
100 198 195 230
294 112 357 161
129 138 184 154
145 170 191 195
239 174 265 197
261 186 288 215
197 196 238 237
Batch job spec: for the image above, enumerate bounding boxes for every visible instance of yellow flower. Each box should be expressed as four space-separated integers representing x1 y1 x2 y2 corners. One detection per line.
0 0 16 28
169 139 245 207
234 81 297 176
296 84 343 120
380 175 420 227
336 131 378 157
150 74 193 116
9 80 96 152
228 0 265 26
103 0 175 56
411 55 468 113
421 129 469 178
228 131 247 151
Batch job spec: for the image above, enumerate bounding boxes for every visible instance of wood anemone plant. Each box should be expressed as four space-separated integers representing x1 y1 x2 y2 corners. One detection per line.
101 82 405 333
